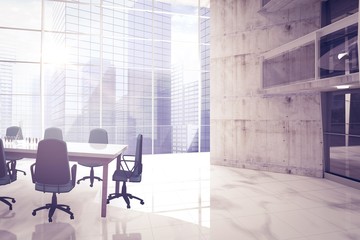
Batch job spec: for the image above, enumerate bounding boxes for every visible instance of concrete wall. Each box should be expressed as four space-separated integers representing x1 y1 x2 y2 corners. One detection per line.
210 0 324 177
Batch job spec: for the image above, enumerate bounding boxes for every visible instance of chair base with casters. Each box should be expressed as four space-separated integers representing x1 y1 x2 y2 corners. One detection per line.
0 196 16 210
76 165 102 187
0 160 17 210
77 128 108 187
107 134 144 209
32 192 74 222
107 181 144 208
30 142 77 224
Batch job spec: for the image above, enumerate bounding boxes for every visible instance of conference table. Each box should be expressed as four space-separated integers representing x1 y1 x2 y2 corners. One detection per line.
4 140 128 218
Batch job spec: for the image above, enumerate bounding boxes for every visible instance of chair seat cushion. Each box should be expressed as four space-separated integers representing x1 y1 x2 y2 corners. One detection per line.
35 180 74 193
0 175 11 185
112 169 141 182
78 162 102 168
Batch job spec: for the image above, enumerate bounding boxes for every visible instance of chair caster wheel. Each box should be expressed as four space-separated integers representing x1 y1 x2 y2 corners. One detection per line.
32 211 36 216
127 205 131 209
49 218 52 222
9 206 12 210
70 215 74 220
140 201 144 205
12 199 16 203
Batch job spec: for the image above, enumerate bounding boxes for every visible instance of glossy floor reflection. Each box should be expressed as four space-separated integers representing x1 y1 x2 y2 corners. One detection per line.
2 153 360 239
212 165 360 240
0 153 210 240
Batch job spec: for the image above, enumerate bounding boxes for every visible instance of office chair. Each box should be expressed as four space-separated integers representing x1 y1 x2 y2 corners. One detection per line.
0 139 17 210
107 134 144 208
77 128 108 187
5 126 26 176
30 139 77 222
44 127 63 140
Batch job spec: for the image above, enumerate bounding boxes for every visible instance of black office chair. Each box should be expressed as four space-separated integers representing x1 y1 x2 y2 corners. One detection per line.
0 139 17 210
107 134 144 208
44 127 63 140
5 126 26 176
30 139 77 222
77 128 108 187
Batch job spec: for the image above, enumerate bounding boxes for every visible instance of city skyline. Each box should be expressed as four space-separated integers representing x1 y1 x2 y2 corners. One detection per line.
0 0 210 154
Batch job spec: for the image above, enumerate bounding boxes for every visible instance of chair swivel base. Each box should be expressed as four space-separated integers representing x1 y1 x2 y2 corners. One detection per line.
32 193 74 222
77 167 102 187
107 182 144 208
0 197 16 210
77 176 102 187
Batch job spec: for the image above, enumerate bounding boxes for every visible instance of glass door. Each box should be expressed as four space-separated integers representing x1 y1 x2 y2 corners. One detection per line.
324 89 360 181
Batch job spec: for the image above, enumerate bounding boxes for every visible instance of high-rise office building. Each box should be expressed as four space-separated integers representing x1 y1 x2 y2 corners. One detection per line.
171 64 199 153
0 45 14 131
39 0 209 154
4 0 209 153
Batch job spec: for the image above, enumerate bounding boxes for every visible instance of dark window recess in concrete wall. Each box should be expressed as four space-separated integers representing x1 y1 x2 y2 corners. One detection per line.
263 43 315 88
321 0 358 26
262 0 271 7
320 23 359 79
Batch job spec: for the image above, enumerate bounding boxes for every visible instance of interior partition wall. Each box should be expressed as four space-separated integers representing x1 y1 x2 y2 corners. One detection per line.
0 0 210 154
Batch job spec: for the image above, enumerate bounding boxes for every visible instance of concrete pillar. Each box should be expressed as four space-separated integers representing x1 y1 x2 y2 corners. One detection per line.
210 0 324 177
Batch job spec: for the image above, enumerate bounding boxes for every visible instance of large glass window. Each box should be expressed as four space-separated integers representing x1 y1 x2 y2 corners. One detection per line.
0 0 210 154
324 90 360 181
320 24 358 78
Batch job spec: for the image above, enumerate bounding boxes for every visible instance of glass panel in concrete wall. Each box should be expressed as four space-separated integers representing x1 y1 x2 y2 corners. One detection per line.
263 43 315 88
320 24 358 78
326 91 360 182
262 0 271 7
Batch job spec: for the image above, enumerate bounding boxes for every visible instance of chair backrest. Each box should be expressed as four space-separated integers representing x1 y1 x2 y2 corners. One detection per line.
89 128 108 144
0 139 7 178
134 134 143 176
6 126 23 140
44 127 63 140
34 139 70 185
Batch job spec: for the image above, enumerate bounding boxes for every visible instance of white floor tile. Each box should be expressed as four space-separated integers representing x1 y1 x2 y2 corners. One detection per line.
2 153 360 240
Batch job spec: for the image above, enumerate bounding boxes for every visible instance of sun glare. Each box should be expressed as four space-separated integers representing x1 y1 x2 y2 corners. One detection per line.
43 43 68 65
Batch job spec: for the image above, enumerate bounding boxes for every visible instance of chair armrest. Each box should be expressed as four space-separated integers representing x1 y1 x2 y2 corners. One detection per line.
30 163 36 183
5 161 17 181
71 164 77 187
6 161 12 176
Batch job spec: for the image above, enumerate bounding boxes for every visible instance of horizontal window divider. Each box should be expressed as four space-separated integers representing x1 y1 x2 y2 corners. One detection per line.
324 132 360 138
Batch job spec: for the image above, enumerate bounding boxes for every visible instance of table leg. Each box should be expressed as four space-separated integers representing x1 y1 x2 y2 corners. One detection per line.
115 155 121 193
101 163 109 218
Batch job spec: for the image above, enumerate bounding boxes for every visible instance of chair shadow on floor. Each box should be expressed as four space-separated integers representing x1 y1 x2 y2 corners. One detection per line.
0 210 15 219
112 220 141 240
0 230 17 240
32 222 76 240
